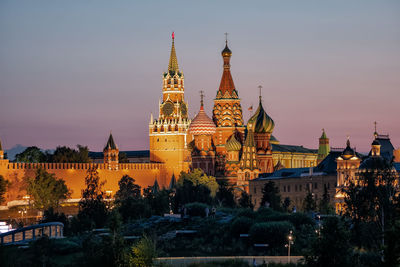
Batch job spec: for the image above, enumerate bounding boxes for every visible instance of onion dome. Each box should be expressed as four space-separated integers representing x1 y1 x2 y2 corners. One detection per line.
189 98 216 135
247 97 274 133
226 134 242 151
341 138 355 159
221 42 232 57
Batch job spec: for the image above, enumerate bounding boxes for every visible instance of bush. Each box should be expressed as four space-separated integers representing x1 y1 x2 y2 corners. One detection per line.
231 217 254 237
249 221 293 248
185 202 209 217
287 213 314 229
236 208 256 219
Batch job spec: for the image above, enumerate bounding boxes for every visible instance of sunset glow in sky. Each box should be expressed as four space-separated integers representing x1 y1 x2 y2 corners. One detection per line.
0 1 399 152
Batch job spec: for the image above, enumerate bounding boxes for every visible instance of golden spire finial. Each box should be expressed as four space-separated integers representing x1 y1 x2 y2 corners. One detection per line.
168 32 179 73
224 32 228 45
258 85 263 102
200 90 204 108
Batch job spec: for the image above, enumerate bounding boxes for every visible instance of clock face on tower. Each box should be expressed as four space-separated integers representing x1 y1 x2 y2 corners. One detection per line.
162 102 174 116
181 103 187 116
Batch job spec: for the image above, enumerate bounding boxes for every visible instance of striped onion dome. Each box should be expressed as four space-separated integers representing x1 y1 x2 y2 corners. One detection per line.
247 98 274 133
189 104 216 135
226 134 242 151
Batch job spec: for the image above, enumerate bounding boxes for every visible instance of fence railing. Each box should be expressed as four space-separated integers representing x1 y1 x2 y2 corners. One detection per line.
0 222 64 245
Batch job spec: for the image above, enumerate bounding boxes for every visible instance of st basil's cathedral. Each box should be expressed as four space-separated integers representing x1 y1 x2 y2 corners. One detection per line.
150 33 322 192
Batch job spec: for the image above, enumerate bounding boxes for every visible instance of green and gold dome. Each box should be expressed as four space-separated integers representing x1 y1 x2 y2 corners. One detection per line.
226 134 242 151
247 98 275 133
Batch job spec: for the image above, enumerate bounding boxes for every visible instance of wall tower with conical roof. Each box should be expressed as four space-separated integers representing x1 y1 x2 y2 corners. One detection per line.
317 129 330 164
149 33 191 176
103 132 119 170
212 38 245 176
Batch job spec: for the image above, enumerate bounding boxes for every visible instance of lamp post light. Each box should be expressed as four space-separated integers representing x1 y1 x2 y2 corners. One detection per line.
285 230 294 264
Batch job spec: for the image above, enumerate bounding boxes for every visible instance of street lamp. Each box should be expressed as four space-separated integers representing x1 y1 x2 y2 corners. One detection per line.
285 230 294 264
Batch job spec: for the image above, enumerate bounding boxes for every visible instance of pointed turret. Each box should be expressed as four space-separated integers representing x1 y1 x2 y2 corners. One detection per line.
317 129 330 164
168 32 179 74
169 173 176 190
104 132 117 151
153 178 160 194
103 132 119 170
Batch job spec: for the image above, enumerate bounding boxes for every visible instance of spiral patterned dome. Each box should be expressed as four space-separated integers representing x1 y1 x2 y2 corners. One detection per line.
226 134 242 151
247 99 274 133
189 105 216 135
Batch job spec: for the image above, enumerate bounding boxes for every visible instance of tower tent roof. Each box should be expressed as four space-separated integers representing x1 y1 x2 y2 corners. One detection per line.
320 129 328 139
104 133 118 151
168 32 179 73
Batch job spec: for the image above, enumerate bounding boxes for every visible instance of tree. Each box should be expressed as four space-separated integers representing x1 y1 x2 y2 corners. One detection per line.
131 235 157 267
26 168 70 211
115 175 141 202
78 167 108 229
344 162 399 253
143 187 170 216
303 190 317 213
260 181 281 211
0 175 7 204
215 180 236 208
304 216 353 267
282 197 291 213
15 146 46 163
319 184 334 214
50 145 90 163
177 169 218 197
238 191 254 210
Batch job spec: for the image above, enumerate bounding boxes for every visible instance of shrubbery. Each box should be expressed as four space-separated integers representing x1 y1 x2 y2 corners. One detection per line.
249 221 293 248
185 202 209 217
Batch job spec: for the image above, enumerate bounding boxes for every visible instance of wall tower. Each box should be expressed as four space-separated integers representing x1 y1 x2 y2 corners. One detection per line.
317 129 330 164
103 132 119 170
149 33 191 176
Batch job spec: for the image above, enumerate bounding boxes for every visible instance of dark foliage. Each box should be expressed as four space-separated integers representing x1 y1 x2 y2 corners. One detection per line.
260 181 282 211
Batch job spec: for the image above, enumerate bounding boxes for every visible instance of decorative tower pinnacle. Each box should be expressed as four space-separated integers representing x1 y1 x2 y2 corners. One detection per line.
168 32 179 73
103 132 119 170
317 128 330 164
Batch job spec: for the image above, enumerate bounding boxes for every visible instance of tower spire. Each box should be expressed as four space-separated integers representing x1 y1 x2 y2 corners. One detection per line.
200 90 204 109
374 121 378 138
168 32 179 73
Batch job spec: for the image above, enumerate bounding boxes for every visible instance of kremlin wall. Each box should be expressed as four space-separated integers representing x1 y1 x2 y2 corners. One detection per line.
1 33 399 211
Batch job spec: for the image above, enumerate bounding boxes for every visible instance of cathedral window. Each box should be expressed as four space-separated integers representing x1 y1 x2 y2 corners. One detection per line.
287 185 290 192
283 186 286 192
299 185 302 191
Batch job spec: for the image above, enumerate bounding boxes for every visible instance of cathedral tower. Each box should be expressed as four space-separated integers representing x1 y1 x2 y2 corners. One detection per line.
149 33 191 175
250 89 275 174
212 37 245 176
188 93 217 176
